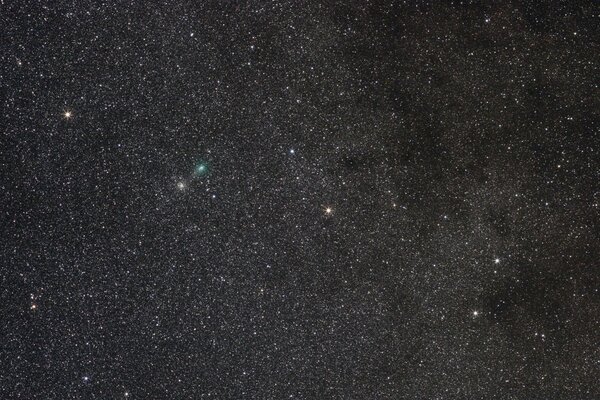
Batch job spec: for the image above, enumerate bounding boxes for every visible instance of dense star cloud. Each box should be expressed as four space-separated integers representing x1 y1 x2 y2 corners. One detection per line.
1 1 598 399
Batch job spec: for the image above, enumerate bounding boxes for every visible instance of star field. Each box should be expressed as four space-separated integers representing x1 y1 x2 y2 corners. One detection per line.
1 1 599 399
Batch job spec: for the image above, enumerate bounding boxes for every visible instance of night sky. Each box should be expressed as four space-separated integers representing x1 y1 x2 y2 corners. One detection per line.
1 1 599 399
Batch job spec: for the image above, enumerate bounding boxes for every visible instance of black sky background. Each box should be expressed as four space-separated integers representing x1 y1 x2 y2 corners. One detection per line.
1 1 599 399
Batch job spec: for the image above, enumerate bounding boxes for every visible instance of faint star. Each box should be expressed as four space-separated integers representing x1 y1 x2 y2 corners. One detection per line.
289 149 295 154
64 110 72 119
494 258 500 264
473 311 479 317
324 206 333 215
30 304 37 310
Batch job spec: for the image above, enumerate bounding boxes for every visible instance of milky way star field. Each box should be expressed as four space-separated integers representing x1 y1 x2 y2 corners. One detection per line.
1 2 599 399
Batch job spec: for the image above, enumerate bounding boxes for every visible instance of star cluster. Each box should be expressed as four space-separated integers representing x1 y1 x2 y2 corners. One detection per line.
1 1 599 399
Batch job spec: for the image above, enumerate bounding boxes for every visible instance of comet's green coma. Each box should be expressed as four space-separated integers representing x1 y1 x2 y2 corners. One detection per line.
194 162 208 176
